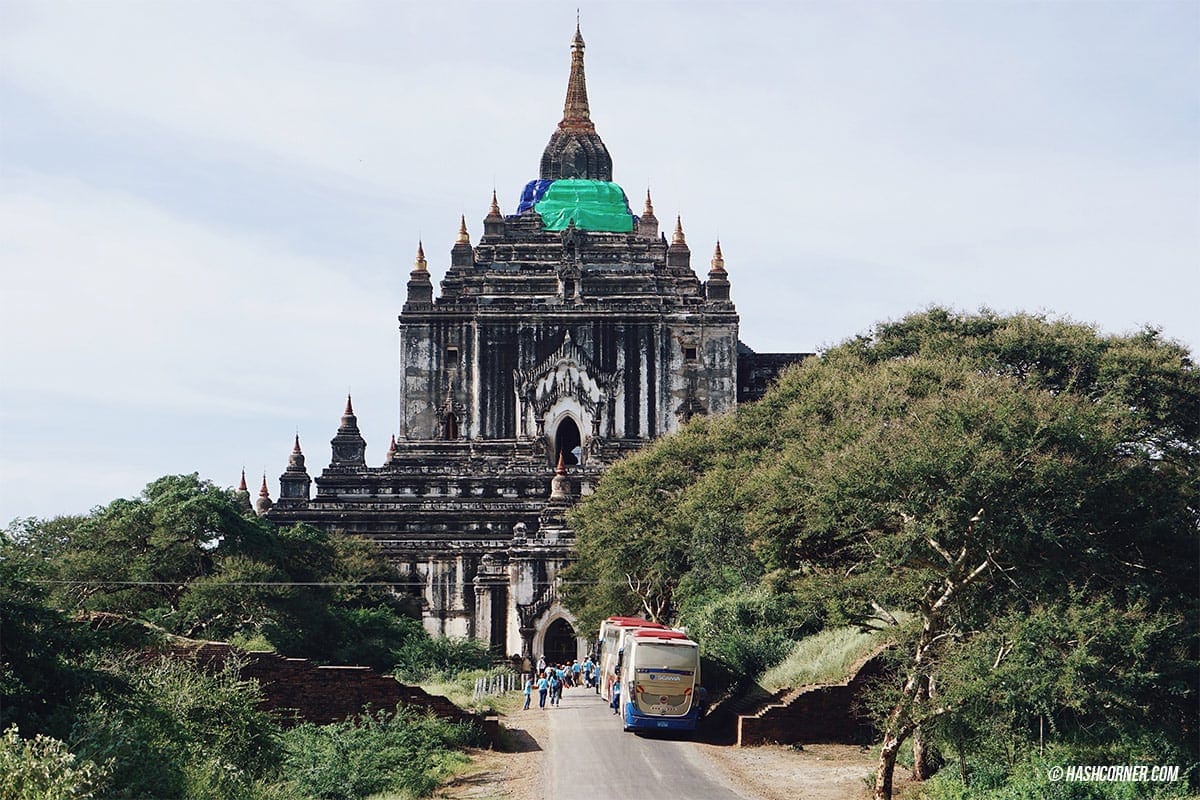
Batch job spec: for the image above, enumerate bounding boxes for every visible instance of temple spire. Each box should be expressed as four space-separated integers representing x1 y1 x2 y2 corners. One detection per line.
561 22 594 132
234 468 253 514
413 241 427 272
667 215 691 269
637 188 659 238
456 215 471 244
672 216 687 246
540 23 612 181
255 473 274 516
710 240 726 273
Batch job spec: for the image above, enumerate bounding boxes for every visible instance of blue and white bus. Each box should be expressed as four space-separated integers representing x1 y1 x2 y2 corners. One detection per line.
620 629 702 733
597 616 668 703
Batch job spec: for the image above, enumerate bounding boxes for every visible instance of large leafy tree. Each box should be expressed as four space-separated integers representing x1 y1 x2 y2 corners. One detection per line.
2 474 425 674
566 309 1197 799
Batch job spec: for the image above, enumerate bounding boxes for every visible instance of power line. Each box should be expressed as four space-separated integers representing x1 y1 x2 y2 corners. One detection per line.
24 579 617 588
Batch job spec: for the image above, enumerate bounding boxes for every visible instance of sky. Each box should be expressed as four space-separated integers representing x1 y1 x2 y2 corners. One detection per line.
1 0 1197 523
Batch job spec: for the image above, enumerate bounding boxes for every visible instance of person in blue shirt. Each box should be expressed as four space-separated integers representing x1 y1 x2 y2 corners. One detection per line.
537 673 549 709
523 675 533 710
548 669 561 706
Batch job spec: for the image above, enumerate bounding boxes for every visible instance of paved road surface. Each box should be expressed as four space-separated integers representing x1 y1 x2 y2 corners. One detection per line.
542 686 748 800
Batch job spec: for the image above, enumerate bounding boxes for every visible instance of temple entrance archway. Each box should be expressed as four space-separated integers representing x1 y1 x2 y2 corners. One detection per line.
542 617 577 665
554 417 581 466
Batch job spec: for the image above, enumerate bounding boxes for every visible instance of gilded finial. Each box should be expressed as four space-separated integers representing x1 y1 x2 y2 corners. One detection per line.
672 216 687 246
489 189 501 217
413 240 428 272
644 189 655 216
456 215 470 244
711 240 726 273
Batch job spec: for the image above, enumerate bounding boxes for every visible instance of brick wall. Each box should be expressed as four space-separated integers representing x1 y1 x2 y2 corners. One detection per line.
736 646 892 747
180 643 499 746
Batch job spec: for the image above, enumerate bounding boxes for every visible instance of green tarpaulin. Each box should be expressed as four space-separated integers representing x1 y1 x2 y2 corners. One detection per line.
534 179 634 233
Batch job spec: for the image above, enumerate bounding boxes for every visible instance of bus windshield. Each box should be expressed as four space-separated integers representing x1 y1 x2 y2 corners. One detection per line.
635 643 697 671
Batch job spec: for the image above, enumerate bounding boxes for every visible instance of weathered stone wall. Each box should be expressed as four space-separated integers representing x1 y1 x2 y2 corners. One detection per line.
736 647 891 747
187 643 499 745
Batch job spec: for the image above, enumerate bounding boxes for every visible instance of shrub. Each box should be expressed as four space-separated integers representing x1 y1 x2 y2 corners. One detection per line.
281 707 483 800
0 725 107 800
68 655 281 799
393 635 492 683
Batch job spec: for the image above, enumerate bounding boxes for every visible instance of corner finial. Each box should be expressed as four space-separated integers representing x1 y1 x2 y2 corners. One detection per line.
238 468 248 492
488 189 501 217
644 189 654 216
413 240 428 272
293 433 303 454
672 216 687 246
258 474 270 497
556 450 566 475
456 214 470 244
711 240 726 273
344 394 354 416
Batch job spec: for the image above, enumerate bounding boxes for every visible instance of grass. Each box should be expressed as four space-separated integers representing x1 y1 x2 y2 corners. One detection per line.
759 625 892 692
415 668 526 715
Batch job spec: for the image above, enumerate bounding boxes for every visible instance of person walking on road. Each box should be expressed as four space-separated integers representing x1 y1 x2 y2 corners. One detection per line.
523 675 533 710
537 673 549 709
548 669 561 706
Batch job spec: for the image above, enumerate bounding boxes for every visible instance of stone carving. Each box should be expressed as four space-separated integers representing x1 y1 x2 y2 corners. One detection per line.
514 331 621 419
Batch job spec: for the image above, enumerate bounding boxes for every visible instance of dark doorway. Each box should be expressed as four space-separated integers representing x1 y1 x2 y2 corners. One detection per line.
444 412 459 440
554 417 581 466
543 618 576 666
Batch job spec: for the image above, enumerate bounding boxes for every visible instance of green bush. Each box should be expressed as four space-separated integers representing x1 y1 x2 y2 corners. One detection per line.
280 707 483 800
0 726 107 800
68 655 281 799
392 634 492 683
681 585 813 690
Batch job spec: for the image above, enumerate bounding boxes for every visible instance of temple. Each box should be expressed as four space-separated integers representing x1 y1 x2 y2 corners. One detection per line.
262 25 807 665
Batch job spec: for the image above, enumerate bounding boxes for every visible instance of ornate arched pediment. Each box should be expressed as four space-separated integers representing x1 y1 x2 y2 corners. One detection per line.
514 331 620 416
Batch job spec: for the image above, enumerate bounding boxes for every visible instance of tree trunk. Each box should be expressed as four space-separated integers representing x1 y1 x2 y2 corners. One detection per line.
911 675 932 780
911 726 931 781
874 673 918 800
874 732 903 800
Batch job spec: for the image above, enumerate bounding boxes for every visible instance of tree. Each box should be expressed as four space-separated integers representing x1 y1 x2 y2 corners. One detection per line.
567 309 1198 799
4 474 431 673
